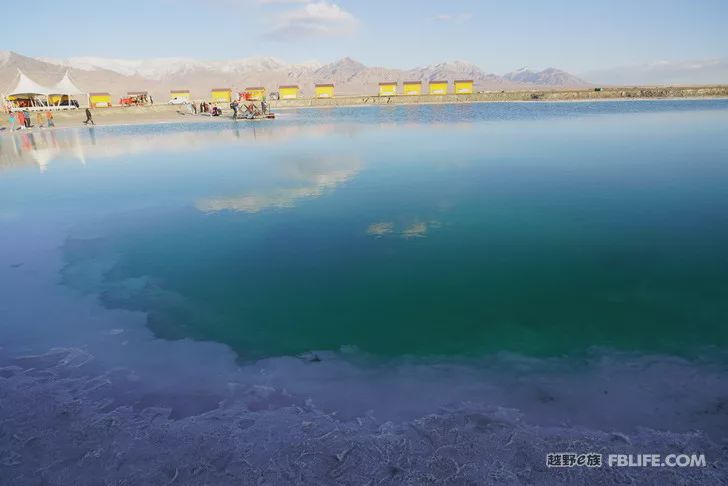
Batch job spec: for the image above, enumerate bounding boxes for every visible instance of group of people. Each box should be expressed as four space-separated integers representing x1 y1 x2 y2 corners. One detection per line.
4 109 55 130
1 107 95 131
175 95 272 120
230 97 268 120
182 101 225 117
195 101 222 116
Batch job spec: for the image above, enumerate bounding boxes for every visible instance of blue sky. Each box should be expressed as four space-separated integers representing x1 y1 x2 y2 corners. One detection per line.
6 0 728 73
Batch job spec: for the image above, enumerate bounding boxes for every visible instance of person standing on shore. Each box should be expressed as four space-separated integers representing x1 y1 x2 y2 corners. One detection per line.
46 110 55 128
231 99 239 119
23 109 31 128
8 112 16 130
17 110 25 129
83 107 94 125
192 102 197 115
36 112 45 128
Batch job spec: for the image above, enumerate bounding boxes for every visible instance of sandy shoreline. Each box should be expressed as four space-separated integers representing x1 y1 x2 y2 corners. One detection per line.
1 105 235 130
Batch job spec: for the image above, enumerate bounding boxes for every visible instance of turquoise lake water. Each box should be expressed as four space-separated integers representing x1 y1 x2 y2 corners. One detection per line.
2 100 728 360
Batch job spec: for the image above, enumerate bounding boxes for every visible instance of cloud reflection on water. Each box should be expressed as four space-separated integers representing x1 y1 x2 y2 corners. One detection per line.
366 222 394 237
367 219 443 239
196 154 361 213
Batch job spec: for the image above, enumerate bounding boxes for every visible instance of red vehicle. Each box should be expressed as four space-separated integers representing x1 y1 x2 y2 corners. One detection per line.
119 94 148 106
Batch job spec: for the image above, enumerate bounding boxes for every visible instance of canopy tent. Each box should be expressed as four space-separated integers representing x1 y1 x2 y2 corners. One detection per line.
7 70 53 96
5 69 52 109
50 72 85 95
49 71 87 107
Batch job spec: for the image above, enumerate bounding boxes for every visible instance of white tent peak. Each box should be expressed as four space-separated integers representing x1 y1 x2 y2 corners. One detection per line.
50 71 85 95
7 69 53 96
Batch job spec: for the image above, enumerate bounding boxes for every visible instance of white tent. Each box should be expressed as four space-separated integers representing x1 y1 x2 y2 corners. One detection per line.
7 69 52 96
49 71 87 107
50 71 85 95
5 69 52 109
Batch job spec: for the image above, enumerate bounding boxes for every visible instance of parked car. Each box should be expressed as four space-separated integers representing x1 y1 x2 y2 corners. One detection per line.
168 97 188 105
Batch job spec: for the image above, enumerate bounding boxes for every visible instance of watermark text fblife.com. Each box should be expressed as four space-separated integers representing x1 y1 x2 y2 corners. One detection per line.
547 453 706 468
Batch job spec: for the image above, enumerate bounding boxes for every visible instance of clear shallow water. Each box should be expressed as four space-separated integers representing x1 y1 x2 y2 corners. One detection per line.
2 100 728 361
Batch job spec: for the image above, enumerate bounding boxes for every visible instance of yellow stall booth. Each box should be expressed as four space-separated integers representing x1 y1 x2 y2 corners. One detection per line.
211 88 232 103
315 84 334 98
170 89 191 102
278 85 299 100
89 92 112 108
428 80 448 95
403 81 422 96
454 80 474 94
378 82 397 96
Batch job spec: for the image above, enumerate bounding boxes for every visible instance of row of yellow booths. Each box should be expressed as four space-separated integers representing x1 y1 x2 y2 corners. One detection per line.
184 80 474 103
224 80 474 101
88 80 475 107
277 80 475 99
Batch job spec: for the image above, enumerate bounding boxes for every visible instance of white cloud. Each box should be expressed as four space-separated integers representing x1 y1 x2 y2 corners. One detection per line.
433 13 473 23
264 1 358 40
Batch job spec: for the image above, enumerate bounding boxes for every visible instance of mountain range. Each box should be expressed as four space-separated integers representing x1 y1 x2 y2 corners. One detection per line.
0 51 589 101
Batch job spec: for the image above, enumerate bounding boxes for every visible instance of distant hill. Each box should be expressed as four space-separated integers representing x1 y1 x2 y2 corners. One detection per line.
0 50 591 101
503 67 590 88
